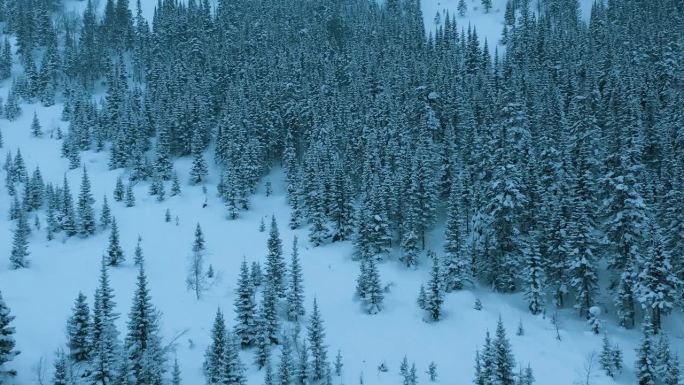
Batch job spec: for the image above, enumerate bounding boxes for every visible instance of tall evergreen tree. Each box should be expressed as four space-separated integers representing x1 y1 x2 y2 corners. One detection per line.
0 290 19 380
66 292 91 362
286 237 305 321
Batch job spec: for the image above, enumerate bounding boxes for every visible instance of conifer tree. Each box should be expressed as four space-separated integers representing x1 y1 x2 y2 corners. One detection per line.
523 237 545 315
190 131 208 185
253 306 271 370
424 252 444 321
100 195 112 228
30 111 42 137
278 337 293 385
204 309 226 385
481 0 492 13
635 323 656 385
52 350 70 385
287 237 305 321
364 257 384 314
77 166 96 237
458 0 467 16
296 340 309 385
172 358 182 385
61 175 77 237
125 183 135 207
170 172 181 196
234 259 257 348
89 257 120 385
308 298 329 382
224 334 246 385
187 224 208 300
107 217 125 266
599 334 617 378
9 209 30 269
265 216 286 298
492 317 516 385
251 262 263 287
66 292 91 362
125 263 165 385
334 350 343 377
0 290 19 380
114 176 125 202
133 235 144 266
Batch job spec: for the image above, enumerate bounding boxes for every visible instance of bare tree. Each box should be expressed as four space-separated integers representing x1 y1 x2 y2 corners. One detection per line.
574 352 596 385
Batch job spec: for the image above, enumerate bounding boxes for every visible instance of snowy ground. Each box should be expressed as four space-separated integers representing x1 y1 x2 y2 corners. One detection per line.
1 1 683 385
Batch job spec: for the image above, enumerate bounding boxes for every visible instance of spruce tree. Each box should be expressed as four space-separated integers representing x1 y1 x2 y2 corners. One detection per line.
424 252 444 321
125 182 135 207
296 340 309 385
114 176 125 202
265 216 286 298
52 350 70 385
133 235 144 266
170 172 181 196
30 111 42 137
77 166 96 237
234 259 257 348
278 337 293 385
308 298 329 382
100 195 112 228
0 290 19 379
635 322 656 385
224 334 246 385
172 358 182 385
187 223 208 299
66 292 91 362
287 237 305 321
107 217 125 266
89 257 120 385
9 209 30 269
125 263 165 385
204 308 226 385
364 257 384 314
492 317 516 385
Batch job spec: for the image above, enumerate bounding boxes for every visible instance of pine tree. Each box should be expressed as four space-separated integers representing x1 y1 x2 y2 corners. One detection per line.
287 237 305 321
187 224 208 300
224 334 246 385
523 237 545 315
125 263 165 385
77 166 96 237
170 172 181 196
89 257 120 385
635 323 656 385
190 130 208 185
364 257 383 314
0 290 19 379
66 292 91 362
278 337 293 385
637 223 680 331
481 0 492 13
172 358 182 385
599 334 618 378
296 341 309 385
9 208 30 269
424 252 443 321
264 358 275 385
114 176 125 202
334 350 343 376
29 111 43 137
492 317 516 385
52 350 70 385
234 259 257 348
204 309 227 385
133 235 144 266
427 362 437 381
125 183 136 207
100 195 112 228
107 217 125 266
458 0 467 16
308 298 329 382
265 216 286 298
253 305 271 370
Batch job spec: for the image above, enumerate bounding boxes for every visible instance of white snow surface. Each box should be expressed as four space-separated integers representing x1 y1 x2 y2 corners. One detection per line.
0 1 683 385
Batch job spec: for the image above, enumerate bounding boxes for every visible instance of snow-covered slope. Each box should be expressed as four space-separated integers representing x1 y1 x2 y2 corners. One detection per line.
1 2 683 385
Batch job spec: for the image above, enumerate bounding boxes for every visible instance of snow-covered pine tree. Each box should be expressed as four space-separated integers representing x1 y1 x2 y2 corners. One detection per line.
253 305 271 370
523 235 545 315
89 257 120 385
172 358 182 385
224 333 246 385
187 223 208 300
635 321 657 385
287 236 305 321
364 257 384 314
251 261 263 287
100 195 112 228
308 298 329 382
278 336 293 385
234 258 257 348
125 182 136 207
114 176 125 202
61 175 77 237
9 208 30 269
0 290 19 380
133 235 144 266
424 252 444 321
204 308 227 385
265 216 286 298
260 281 279 345
636 223 680 331
52 350 70 385
443 177 471 291
30 111 42 137
67 292 91 362
125 263 165 385
296 340 309 385
77 166 96 237
170 171 182 196
107 217 125 266
491 317 516 385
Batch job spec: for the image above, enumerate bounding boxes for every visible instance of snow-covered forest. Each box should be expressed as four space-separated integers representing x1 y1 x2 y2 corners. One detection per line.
0 0 683 384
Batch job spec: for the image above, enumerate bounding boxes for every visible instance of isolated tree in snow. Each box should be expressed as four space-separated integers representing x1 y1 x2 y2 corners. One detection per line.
187 223 208 300
107 217 125 266
100 195 112 228
172 358 182 385
77 166 96 236
52 350 70 385
133 235 144 266
481 0 492 13
0 290 19 379
234 259 257 348
334 350 343 377
491 317 516 385
287 236 305 321
170 172 182 196
30 111 42 137
190 131 209 185
308 298 329 382
9 209 30 269
423 252 444 321
265 216 286 298
67 291 91 362
363 257 384 314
